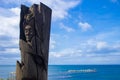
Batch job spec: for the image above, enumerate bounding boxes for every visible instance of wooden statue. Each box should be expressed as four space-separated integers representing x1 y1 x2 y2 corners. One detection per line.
16 3 52 80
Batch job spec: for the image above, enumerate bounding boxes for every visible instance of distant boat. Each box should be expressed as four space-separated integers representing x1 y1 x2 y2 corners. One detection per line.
68 69 96 73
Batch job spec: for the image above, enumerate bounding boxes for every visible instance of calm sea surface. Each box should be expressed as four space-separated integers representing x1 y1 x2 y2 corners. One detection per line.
0 65 120 80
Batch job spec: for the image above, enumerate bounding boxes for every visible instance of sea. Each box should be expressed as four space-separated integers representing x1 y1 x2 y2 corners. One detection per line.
0 65 120 80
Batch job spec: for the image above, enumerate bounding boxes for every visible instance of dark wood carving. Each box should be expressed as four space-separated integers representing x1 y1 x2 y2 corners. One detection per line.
16 3 52 80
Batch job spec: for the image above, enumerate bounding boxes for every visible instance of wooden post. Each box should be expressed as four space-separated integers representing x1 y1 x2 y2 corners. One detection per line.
16 3 52 80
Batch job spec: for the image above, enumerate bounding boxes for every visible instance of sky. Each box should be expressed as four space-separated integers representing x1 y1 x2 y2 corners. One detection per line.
0 0 120 65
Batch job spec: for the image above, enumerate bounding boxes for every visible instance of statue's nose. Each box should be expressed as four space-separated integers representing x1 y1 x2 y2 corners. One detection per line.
25 30 30 35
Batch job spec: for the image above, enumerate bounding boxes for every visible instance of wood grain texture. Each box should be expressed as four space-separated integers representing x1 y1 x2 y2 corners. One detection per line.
16 3 52 80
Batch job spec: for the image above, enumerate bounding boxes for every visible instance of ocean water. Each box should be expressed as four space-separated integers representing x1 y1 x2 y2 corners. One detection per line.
0 65 120 80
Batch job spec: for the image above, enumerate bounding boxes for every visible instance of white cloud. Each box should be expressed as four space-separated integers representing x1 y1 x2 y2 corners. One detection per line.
1 0 81 20
78 22 92 31
50 48 82 58
25 0 81 20
0 40 19 47
10 7 20 16
0 48 19 54
1 0 21 4
0 7 20 38
0 56 20 65
0 7 20 64
110 0 118 3
96 41 107 50
49 29 120 64
50 52 63 58
49 36 120 64
110 0 120 4
5 48 19 54
1 0 120 65
87 39 120 54
0 1 81 54
50 38 56 49
60 23 75 32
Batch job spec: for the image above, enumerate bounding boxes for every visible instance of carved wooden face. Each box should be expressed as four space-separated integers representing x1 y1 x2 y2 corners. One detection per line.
24 25 34 42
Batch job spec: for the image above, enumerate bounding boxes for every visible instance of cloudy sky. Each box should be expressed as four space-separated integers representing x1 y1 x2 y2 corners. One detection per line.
0 0 120 65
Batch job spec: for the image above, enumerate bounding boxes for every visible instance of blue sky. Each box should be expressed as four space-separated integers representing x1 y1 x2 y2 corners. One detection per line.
0 0 120 65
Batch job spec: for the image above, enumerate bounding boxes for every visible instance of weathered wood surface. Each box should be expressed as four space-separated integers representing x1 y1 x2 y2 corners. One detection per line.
16 3 52 80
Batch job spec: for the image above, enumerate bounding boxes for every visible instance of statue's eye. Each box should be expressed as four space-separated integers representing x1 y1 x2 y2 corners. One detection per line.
25 29 29 34
30 32 33 35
